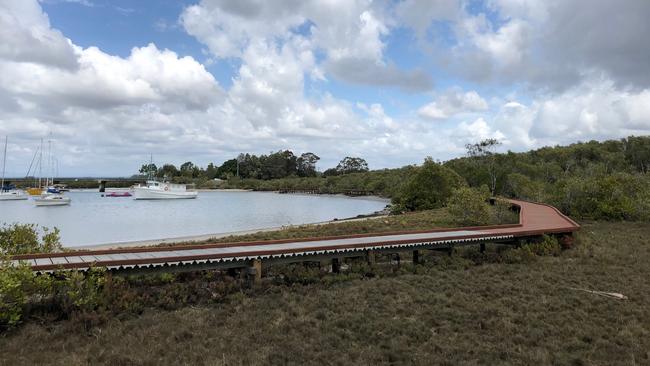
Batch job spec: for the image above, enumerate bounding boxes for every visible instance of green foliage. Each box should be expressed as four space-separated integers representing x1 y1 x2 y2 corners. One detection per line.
58 268 107 315
0 259 54 329
394 158 465 211
502 235 562 264
447 136 650 221
0 224 62 255
446 186 491 226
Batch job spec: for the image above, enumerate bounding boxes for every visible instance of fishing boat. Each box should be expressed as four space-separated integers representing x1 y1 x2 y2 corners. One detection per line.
133 180 198 200
0 136 28 201
34 194 71 206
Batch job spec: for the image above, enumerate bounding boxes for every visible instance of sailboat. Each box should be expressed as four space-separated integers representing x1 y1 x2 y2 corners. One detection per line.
0 136 28 201
34 136 70 207
25 139 45 195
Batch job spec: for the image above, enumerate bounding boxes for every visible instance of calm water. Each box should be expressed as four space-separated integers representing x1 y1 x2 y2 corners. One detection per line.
0 191 387 247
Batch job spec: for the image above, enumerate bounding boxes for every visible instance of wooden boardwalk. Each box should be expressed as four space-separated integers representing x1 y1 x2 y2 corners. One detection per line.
11 199 579 276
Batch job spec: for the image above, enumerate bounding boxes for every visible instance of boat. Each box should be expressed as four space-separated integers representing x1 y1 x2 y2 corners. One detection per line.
104 191 132 197
0 136 28 201
52 183 69 192
34 194 71 206
133 180 198 200
33 136 71 206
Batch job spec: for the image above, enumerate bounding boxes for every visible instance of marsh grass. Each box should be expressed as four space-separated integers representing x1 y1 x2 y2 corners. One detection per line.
0 221 648 365
164 206 518 248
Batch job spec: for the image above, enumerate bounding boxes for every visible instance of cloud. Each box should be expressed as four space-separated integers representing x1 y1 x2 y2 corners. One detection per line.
450 0 650 90
0 0 78 69
181 0 433 91
418 89 488 120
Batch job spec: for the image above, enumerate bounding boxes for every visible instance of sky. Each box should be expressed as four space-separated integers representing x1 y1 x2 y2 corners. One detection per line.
0 0 649 177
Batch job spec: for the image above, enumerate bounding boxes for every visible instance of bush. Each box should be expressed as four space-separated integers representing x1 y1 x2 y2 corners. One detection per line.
0 223 62 255
394 157 465 211
447 186 491 226
502 235 562 263
0 259 53 329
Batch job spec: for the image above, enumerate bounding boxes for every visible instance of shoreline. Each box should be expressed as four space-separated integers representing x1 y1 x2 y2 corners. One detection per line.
74 212 389 250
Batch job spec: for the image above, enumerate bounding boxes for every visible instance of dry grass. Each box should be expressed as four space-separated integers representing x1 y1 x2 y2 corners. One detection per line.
1 221 648 365
165 206 517 247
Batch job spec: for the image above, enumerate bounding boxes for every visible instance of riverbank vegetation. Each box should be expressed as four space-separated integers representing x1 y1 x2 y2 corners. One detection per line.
0 221 648 364
134 135 650 221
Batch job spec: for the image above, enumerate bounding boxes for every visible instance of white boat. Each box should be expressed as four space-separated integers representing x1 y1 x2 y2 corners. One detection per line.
133 180 198 200
32 136 71 206
0 136 28 201
0 190 28 201
34 194 71 206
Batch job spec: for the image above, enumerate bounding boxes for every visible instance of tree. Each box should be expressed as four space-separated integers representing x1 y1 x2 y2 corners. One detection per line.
465 138 502 194
205 163 218 179
297 152 320 177
139 163 157 177
394 157 465 211
335 157 369 174
158 164 179 179
623 136 650 173
217 159 238 179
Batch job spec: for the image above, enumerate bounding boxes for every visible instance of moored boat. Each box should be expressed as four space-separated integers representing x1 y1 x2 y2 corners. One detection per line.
34 194 71 206
133 180 198 200
0 189 28 201
104 191 132 197
0 136 28 201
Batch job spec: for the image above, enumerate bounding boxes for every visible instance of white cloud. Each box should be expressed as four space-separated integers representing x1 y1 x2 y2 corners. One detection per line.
0 0 78 69
418 89 488 120
181 0 433 91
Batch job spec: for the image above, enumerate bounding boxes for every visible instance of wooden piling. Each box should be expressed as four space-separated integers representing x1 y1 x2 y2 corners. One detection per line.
332 258 341 273
412 250 421 264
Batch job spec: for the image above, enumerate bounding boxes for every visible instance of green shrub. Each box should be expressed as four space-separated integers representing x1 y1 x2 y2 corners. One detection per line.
447 186 491 226
58 268 107 315
0 223 62 255
394 157 465 211
0 259 53 329
502 235 562 263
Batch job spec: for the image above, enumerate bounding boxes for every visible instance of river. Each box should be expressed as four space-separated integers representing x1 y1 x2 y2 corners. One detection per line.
0 190 388 247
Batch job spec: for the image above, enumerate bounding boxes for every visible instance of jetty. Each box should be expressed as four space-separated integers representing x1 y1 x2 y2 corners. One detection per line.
11 199 579 284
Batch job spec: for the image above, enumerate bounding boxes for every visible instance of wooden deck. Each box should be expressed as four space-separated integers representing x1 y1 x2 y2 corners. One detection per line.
11 199 579 274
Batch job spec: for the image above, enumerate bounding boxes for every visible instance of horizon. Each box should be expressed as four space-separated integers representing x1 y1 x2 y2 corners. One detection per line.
1 0 649 177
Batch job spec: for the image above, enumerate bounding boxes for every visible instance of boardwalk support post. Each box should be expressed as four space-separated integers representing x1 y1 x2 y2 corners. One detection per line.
480 243 486 253
332 258 341 273
247 259 262 286
413 250 421 264
366 250 375 265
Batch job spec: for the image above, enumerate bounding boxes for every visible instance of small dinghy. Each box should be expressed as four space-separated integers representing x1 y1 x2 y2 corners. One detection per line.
104 191 132 197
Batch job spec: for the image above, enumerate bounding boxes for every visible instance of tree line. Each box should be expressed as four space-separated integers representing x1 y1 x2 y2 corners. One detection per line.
137 151 369 181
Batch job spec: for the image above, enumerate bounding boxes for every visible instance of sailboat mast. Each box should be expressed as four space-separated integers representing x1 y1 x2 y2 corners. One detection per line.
38 138 43 189
48 137 52 187
1 136 7 191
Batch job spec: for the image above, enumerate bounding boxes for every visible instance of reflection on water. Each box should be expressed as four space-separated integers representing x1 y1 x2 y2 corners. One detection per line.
0 190 387 247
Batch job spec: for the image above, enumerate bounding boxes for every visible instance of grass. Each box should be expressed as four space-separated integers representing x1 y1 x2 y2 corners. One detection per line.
1 221 648 365
162 206 518 247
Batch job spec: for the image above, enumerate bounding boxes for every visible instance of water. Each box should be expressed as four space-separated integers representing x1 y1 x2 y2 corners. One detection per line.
0 190 388 247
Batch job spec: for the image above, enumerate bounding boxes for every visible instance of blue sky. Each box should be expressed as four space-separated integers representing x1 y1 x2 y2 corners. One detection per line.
0 0 649 176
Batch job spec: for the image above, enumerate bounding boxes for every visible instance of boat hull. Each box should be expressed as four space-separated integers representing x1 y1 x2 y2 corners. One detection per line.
0 193 28 201
34 196 71 206
133 187 198 200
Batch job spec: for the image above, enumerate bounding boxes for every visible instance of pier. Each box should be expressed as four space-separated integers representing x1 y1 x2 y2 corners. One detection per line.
11 199 579 282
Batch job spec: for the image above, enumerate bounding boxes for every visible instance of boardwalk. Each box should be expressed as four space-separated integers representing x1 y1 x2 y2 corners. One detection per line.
12 199 579 275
